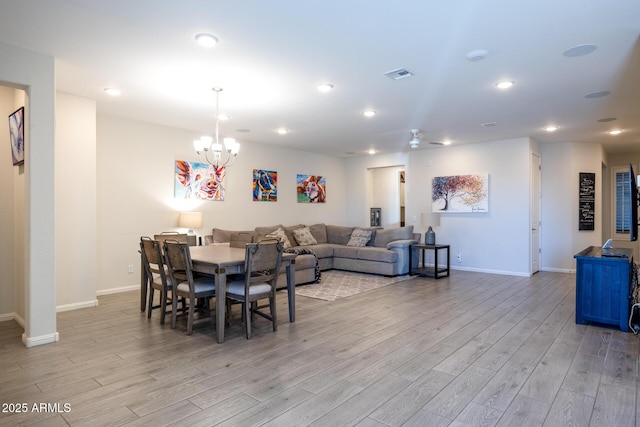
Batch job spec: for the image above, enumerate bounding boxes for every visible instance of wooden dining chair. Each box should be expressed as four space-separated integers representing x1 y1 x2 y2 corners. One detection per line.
140 236 176 324
225 239 284 339
163 240 216 335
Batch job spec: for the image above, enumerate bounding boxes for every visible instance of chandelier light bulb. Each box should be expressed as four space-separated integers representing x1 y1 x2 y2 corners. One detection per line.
193 88 240 168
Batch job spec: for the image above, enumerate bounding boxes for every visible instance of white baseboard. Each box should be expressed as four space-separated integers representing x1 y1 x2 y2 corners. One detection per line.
22 331 59 348
450 265 532 277
14 313 25 328
541 267 575 273
56 300 99 313
0 312 15 322
97 285 139 296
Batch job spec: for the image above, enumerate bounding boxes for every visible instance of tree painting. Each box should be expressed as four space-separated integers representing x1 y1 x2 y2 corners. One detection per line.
432 174 488 212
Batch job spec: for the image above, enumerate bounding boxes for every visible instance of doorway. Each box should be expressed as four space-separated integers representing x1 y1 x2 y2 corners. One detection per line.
531 153 540 274
369 166 405 228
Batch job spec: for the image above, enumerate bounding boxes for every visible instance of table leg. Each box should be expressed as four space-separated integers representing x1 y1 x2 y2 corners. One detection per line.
215 267 227 343
286 260 296 322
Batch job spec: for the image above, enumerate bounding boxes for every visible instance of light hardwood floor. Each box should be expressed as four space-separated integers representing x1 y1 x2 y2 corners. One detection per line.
1 270 639 426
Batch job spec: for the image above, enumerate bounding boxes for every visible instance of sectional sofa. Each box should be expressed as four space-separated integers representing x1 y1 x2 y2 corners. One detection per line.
204 223 420 285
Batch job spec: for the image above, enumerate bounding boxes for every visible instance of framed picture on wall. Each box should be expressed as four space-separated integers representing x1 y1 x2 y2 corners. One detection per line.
9 106 24 166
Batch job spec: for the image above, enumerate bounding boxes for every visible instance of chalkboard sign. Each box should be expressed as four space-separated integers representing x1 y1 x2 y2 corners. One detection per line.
579 172 595 231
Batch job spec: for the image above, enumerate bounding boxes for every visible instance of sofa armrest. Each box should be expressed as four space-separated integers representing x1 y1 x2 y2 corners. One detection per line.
386 238 418 249
387 238 419 274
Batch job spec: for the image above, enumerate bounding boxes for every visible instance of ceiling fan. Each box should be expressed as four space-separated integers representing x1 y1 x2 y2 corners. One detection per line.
409 129 421 149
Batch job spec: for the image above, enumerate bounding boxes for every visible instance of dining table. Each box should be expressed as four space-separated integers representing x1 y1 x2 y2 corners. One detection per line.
187 244 297 343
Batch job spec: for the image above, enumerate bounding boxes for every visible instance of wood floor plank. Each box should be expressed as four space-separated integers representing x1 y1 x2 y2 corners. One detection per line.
369 369 454 426
542 389 595 427
589 383 635 427
495 394 550 427
1 270 639 426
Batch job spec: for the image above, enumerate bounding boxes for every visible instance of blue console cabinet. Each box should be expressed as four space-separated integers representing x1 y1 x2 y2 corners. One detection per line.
574 246 633 332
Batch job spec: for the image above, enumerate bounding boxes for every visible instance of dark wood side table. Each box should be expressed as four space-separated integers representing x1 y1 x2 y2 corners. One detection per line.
410 244 450 279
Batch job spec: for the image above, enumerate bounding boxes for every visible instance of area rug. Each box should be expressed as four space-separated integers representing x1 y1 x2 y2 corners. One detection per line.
295 270 413 301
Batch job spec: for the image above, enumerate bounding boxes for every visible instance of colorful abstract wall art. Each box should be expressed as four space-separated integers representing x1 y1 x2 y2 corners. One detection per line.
174 160 225 201
253 169 277 202
297 174 326 203
432 173 488 212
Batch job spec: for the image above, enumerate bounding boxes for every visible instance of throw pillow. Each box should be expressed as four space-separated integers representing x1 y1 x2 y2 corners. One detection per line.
293 226 318 246
347 228 373 247
266 227 292 249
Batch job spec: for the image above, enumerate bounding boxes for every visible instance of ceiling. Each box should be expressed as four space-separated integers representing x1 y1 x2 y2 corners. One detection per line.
1 0 639 157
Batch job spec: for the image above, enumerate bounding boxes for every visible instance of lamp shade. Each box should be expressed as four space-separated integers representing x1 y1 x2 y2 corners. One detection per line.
178 211 203 229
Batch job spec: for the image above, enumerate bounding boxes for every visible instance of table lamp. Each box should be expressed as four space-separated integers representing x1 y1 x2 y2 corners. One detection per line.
178 211 203 246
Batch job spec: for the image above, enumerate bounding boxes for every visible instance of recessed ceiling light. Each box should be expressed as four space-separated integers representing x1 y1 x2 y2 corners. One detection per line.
609 129 623 135
544 125 558 132
217 114 229 121
585 91 610 99
363 110 376 117
495 81 514 90
276 128 289 135
317 83 334 92
195 33 218 47
563 44 597 57
466 49 488 62
368 149 376 155
104 88 121 96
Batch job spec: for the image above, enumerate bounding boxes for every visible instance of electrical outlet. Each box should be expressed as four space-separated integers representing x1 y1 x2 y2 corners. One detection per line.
456 252 462 263
128 265 134 274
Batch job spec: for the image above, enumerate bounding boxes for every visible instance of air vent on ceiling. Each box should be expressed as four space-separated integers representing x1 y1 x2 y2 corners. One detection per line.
481 122 499 128
429 141 444 145
384 68 414 80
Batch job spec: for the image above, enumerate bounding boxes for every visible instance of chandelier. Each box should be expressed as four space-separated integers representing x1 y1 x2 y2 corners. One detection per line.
193 87 240 168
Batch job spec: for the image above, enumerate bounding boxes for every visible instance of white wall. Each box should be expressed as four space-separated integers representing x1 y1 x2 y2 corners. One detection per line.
409 138 532 276
96 114 347 292
0 41 57 346
540 142 605 271
55 92 97 309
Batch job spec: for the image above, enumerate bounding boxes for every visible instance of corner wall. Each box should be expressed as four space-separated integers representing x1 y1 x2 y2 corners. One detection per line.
540 142 605 271
0 41 57 346
96 114 347 293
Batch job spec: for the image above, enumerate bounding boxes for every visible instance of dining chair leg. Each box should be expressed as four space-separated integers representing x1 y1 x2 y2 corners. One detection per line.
159 289 167 325
244 301 251 339
270 296 277 332
187 298 195 335
171 290 178 329
147 287 155 319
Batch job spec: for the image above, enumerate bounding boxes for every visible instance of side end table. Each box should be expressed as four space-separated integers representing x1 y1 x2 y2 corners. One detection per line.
410 244 450 279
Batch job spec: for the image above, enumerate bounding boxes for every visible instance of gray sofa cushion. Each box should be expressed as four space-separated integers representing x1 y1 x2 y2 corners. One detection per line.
333 245 397 263
326 225 355 245
255 224 282 236
297 243 335 259
308 223 328 244
212 228 254 243
373 225 414 247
